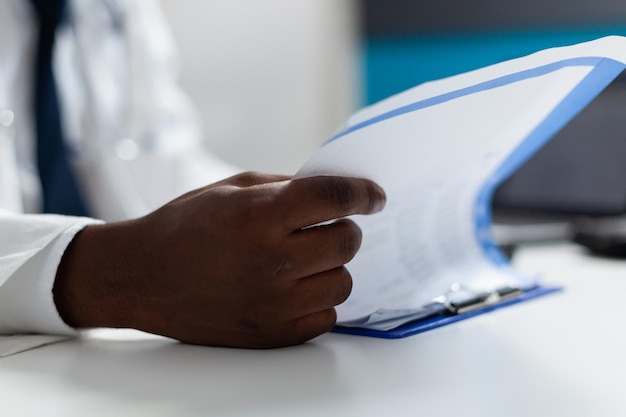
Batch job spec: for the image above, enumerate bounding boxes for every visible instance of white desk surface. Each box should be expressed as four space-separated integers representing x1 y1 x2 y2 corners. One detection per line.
2 243 626 417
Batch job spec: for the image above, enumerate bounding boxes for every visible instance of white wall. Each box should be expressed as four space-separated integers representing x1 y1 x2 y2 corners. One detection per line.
159 0 360 174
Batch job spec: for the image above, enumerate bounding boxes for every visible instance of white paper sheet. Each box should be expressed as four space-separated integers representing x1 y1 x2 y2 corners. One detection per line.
296 36 626 328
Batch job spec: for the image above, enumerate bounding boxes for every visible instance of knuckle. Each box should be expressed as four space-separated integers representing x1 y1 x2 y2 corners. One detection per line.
318 308 338 332
318 177 356 213
232 171 264 185
273 255 294 277
237 171 259 182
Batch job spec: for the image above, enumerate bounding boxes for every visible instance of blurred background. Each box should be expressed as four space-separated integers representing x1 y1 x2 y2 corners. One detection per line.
159 0 626 247
159 0 359 175
160 0 626 173
362 0 626 102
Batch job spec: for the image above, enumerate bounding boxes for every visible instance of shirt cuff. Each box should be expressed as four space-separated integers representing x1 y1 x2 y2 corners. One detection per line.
0 218 102 335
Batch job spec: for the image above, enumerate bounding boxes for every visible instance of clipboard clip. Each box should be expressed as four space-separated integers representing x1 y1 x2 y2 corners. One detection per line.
430 283 524 315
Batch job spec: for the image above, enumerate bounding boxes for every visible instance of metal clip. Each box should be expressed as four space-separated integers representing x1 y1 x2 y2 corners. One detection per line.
442 283 523 314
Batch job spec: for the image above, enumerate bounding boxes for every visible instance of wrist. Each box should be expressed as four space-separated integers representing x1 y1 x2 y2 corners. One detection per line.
53 221 141 330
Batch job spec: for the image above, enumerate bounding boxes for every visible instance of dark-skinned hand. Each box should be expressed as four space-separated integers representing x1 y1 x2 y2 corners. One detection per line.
53 172 386 348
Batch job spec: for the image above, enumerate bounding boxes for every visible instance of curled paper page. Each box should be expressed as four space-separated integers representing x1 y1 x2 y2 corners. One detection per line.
296 36 626 329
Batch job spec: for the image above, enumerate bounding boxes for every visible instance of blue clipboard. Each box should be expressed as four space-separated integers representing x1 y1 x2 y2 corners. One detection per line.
323 41 623 341
332 285 562 339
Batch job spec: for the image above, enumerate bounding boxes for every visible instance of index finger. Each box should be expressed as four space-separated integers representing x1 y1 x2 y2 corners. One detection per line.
278 176 386 230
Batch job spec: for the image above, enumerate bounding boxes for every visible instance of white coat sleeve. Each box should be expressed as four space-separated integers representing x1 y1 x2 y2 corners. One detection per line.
0 209 101 336
61 0 242 223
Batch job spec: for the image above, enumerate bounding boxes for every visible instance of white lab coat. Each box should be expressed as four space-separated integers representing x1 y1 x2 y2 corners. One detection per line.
0 0 239 343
